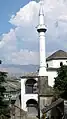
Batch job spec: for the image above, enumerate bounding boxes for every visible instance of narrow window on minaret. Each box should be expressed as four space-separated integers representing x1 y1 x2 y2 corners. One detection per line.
60 62 63 67
47 63 48 68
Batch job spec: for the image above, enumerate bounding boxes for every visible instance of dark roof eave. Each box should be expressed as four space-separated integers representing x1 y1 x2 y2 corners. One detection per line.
20 76 48 79
46 57 67 61
47 67 58 71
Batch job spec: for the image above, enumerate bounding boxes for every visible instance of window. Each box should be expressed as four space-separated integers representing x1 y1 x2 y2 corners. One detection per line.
60 62 63 66
25 79 37 94
47 63 48 68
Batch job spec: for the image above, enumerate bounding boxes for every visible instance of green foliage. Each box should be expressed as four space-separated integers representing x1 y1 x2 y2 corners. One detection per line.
54 65 67 99
0 72 7 107
0 71 10 118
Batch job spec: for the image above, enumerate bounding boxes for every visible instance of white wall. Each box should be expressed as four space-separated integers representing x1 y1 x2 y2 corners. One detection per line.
46 59 67 86
21 59 67 112
53 59 67 68
47 59 67 68
47 71 57 87
22 94 38 111
21 72 57 111
21 78 38 111
46 60 54 67
21 58 67 111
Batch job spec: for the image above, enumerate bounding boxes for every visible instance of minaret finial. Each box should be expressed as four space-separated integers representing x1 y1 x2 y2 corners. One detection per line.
40 0 43 5
39 0 44 16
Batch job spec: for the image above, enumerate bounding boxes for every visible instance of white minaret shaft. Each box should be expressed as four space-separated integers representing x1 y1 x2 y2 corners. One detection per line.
37 0 47 76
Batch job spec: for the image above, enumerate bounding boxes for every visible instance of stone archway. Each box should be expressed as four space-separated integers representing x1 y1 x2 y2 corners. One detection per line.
26 99 38 116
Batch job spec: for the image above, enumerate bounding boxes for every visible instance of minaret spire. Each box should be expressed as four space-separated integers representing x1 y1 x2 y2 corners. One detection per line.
39 0 44 24
37 0 47 76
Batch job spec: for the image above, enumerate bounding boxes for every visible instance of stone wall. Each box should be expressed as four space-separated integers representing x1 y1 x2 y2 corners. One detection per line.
10 105 27 119
38 76 53 118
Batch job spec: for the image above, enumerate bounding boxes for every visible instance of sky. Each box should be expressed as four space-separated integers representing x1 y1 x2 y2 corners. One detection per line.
0 0 31 35
0 0 67 65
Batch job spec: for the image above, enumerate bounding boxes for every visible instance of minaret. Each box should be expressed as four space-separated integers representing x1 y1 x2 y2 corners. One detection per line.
37 0 47 76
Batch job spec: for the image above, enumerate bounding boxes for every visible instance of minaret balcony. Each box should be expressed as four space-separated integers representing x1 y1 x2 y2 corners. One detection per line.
37 24 47 33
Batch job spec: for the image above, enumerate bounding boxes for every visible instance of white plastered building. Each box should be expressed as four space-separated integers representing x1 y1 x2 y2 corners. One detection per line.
47 50 67 86
21 50 67 114
21 0 67 115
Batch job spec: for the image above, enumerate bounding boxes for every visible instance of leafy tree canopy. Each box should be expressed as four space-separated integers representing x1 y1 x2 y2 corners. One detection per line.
0 71 10 118
54 65 67 100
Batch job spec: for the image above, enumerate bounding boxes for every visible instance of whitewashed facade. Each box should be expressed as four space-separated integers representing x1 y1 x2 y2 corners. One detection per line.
47 59 67 68
21 54 67 112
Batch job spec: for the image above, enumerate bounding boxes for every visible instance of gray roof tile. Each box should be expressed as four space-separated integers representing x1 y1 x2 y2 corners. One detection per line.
46 50 67 61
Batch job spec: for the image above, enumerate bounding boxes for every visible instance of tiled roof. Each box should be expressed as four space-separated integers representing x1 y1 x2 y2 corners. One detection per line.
21 72 38 78
46 50 67 61
3 79 21 92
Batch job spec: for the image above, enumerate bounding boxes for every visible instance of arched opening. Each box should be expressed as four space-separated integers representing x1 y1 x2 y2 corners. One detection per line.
60 62 63 67
26 99 38 116
47 63 48 68
19 94 21 108
25 79 37 94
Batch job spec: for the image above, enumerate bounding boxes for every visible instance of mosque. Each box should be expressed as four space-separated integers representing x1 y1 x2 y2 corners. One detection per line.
20 0 67 117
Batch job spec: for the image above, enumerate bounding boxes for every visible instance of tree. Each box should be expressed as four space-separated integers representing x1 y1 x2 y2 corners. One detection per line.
0 71 10 118
54 65 67 99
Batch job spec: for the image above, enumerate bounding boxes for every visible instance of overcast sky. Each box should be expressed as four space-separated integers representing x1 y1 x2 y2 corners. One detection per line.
0 0 67 65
